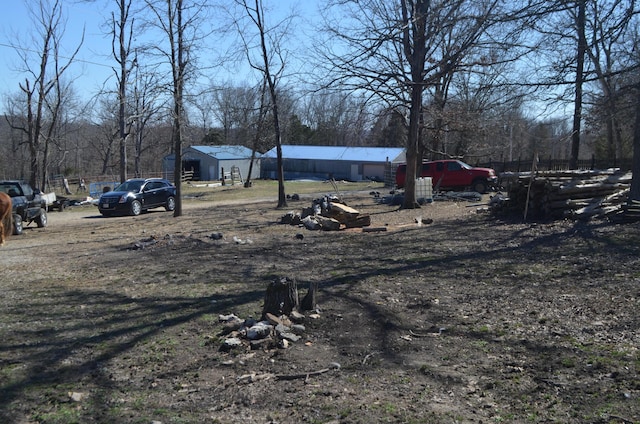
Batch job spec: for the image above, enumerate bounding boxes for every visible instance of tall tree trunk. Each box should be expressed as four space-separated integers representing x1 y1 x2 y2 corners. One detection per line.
569 0 586 169
629 86 640 201
171 0 185 217
401 0 428 209
172 112 183 216
252 0 286 208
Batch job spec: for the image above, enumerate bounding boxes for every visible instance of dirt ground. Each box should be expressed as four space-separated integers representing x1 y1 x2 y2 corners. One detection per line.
0 186 638 424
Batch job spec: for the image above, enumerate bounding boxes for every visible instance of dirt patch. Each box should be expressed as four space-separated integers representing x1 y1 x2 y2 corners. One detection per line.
0 190 638 424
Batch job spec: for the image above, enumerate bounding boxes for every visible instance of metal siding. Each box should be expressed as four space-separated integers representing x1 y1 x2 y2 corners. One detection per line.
263 145 405 163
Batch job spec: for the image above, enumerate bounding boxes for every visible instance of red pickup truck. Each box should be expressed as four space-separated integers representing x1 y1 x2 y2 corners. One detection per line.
395 160 498 193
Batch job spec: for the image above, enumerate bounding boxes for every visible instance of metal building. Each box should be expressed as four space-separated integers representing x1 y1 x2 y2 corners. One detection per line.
260 145 405 181
163 145 260 182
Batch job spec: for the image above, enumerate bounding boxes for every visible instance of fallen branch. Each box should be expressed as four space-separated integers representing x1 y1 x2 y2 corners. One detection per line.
362 351 381 365
236 363 341 384
362 227 387 232
275 364 339 381
608 414 635 424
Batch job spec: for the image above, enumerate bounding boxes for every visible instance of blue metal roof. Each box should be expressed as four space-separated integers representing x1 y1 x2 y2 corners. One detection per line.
188 145 255 160
262 145 405 163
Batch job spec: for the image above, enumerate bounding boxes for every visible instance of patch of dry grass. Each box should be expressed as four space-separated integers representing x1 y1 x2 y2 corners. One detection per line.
181 179 386 203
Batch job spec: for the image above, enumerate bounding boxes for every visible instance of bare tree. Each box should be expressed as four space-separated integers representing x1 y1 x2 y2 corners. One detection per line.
5 0 83 189
232 0 294 208
319 0 507 208
568 0 587 169
91 95 121 175
630 84 640 200
131 64 167 177
300 90 371 146
583 0 638 163
146 0 205 217
245 77 270 187
110 0 136 183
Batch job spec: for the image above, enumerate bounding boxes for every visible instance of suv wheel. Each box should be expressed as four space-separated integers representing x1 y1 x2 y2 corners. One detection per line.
36 208 48 227
13 214 23 235
130 200 142 216
165 196 176 212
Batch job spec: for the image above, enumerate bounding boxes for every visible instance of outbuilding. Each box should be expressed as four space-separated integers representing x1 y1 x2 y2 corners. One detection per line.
163 145 259 182
260 145 405 182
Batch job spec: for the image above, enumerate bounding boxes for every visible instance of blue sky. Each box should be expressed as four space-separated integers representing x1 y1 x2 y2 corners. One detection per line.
0 0 313 112
0 1 113 102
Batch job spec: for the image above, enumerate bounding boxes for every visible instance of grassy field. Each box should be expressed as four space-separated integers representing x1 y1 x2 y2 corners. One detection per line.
180 179 387 202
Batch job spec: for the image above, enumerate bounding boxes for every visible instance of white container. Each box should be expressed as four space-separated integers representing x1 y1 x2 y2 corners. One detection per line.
415 177 433 203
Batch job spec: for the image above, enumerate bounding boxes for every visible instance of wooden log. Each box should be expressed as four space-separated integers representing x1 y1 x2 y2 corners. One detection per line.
326 202 360 223
547 199 591 210
344 214 371 228
329 202 359 215
556 182 628 196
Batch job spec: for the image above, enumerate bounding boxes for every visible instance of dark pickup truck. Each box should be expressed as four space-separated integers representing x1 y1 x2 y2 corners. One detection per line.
0 180 48 235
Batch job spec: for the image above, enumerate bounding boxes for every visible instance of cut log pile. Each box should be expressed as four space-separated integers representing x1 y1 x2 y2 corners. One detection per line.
280 195 371 230
498 169 635 221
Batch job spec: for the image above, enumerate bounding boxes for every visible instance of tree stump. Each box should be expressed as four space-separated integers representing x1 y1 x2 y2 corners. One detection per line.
300 281 318 311
262 277 299 318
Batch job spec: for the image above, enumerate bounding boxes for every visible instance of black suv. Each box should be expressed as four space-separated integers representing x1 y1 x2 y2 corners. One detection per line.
0 180 48 235
98 178 177 216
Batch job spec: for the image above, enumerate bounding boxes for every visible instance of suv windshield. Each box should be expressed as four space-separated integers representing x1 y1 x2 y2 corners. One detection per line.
115 181 144 192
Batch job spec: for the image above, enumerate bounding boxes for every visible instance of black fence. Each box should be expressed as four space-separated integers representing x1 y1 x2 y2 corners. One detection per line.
477 156 633 174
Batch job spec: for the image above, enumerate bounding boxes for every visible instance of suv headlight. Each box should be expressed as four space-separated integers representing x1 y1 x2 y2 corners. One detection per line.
119 193 133 203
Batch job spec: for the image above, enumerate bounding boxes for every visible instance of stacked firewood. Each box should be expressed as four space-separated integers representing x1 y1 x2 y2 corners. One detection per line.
499 170 633 220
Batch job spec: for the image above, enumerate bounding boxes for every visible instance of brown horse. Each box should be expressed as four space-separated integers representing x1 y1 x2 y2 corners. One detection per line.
0 192 13 246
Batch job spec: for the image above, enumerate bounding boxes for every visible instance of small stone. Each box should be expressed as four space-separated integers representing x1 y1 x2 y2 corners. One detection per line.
278 338 290 349
68 392 85 402
246 322 273 340
280 332 301 342
221 337 243 351
250 338 273 350
275 323 290 335
218 313 240 322
265 313 282 326
302 216 320 230
290 311 305 323
291 324 306 335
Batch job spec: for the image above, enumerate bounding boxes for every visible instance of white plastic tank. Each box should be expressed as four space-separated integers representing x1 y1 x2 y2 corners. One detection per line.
415 177 433 203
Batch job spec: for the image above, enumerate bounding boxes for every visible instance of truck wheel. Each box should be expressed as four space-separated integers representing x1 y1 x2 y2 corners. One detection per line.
472 180 488 194
130 200 142 216
36 208 48 227
13 214 23 235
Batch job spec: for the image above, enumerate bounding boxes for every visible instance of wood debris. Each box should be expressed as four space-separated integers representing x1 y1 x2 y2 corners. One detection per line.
280 195 371 231
495 169 636 221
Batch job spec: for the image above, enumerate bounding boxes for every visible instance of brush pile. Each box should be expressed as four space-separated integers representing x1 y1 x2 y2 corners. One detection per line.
497 169 635 221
